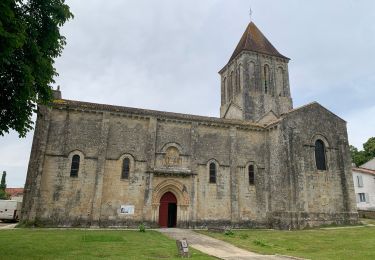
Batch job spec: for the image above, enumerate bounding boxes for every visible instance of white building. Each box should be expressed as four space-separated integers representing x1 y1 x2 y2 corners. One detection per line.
352 165 375 210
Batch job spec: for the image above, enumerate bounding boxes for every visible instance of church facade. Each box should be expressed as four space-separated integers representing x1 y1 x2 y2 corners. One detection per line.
22 22 358 229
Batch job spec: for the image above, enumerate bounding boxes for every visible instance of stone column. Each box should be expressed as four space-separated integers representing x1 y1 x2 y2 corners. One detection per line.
190 122 199 226
90 112 110 226
144 117 157 222
229 126 239 223
21 106 51 222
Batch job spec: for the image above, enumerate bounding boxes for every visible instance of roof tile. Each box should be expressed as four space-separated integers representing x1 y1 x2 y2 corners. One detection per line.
228 22 288 63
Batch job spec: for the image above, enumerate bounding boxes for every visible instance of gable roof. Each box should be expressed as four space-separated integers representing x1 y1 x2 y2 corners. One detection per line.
360 157 375 170
352 167 375 176
228 22 288 64
5 188 24 197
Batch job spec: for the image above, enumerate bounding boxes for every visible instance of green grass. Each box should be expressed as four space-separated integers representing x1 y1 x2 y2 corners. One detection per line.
199 226 375 260
0 229 215 259
360 218 375 225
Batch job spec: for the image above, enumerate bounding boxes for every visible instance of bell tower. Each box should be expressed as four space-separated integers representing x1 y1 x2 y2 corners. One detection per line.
219 22 293 122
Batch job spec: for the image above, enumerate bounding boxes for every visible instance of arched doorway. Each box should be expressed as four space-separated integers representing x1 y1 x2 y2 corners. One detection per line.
159 192 177 227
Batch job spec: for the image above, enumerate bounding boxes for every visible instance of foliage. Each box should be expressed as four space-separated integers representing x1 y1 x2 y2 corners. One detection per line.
0 189 10 200
201 226 375 260
224 229 234 236
138 223 146 232
0 230 215 259
253 239 271 247
0 0 73 137
350 137 375 166
0 171 6 190
0 171 10 199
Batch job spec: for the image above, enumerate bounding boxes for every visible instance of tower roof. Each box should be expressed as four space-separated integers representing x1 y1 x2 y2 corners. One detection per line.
227 22 289 63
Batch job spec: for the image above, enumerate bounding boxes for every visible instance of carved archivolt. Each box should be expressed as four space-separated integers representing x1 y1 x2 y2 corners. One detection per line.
152 179 190 206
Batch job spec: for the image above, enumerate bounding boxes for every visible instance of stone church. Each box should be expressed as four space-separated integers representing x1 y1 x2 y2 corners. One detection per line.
22 21 358 229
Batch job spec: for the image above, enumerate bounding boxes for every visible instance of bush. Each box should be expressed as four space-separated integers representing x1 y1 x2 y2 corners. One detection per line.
239 234 249 239
138 223 146 232
253 239 270 247
224 229 234 236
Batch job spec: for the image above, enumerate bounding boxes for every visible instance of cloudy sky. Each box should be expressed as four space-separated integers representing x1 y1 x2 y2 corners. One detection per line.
1 0 375 187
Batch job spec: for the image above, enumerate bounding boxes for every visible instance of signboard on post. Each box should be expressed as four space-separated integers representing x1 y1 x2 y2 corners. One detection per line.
120 205 134 215
176 238 189 258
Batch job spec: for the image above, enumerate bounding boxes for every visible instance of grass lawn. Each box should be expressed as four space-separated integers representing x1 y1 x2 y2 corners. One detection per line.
0 229 215 259
360 218 375 225
200 226 375 260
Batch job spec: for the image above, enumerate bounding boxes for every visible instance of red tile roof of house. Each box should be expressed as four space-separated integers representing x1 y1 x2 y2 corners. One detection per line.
5 188 24 197
352 167 375 176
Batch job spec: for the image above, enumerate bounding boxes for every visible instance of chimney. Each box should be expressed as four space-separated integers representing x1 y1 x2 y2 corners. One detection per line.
52 86 62 99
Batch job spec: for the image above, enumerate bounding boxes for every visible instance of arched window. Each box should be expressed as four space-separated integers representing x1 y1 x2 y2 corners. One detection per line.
209 163 216 183
229 71 234 100
248 165 255 185
248 62 255 91
70 155 80 177
276 67 284 96
223 77 227 103
236 67 241 93
122 158 130 179
315 139 327 170
264 65 270 94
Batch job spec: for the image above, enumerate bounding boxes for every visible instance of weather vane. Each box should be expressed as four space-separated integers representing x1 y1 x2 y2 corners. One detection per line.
249 7 253 22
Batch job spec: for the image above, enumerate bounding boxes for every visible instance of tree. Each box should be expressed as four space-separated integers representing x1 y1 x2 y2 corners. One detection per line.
0 0 73 137
0 171 9 200
350 137 375 167
363 137 375 158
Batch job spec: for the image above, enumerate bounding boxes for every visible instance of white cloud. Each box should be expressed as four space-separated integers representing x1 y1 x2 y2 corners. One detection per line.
346 106 375 149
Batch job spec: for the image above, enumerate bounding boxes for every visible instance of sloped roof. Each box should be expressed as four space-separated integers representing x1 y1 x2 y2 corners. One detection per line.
360 157 375 170
5 188 24 197
352 167 375 176
51 99 264 129
228 22 288 63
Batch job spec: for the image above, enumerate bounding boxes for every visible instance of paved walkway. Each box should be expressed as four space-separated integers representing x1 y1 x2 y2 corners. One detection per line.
0 223 17 229
158 228 299 260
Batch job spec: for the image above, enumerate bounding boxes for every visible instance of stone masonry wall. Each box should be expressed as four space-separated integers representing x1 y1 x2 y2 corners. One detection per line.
22 101 358 229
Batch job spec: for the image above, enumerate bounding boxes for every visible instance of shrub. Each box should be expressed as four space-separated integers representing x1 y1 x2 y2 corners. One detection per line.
138 223 146 232
224 229 234 236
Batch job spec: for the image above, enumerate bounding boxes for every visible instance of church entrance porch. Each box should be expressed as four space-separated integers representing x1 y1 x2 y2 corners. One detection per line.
159 192 177 227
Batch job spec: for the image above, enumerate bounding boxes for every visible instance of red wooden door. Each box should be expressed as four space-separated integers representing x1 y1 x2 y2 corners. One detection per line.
159 192 177 227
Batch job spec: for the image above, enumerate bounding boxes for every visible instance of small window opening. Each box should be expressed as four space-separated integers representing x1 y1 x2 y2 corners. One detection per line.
122 158 130 179
315 139 327 170
70 155 80 177
248 165 255 185
209 163 216 183
264 65 270 94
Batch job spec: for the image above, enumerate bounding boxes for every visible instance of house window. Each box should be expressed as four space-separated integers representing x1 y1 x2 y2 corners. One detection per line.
357 175 363 187
248 165 255 185
315 139 327 170
70 155 80 177
209 163 216 183
359 193 366 202
122 158 130 179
